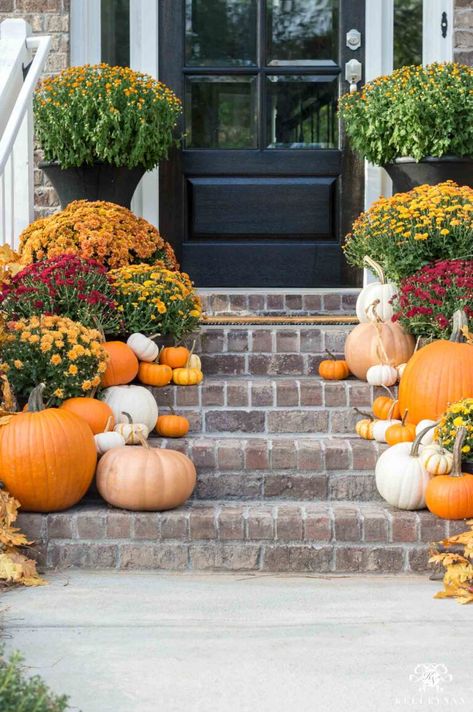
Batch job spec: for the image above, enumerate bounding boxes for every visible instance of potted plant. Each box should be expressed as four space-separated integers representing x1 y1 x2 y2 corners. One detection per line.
344 182 473 282
34 64 182 207
392 258 473 339
339 62 473 192
436 399 473 474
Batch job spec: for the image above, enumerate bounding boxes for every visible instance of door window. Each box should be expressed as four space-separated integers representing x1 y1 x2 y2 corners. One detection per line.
101 0 130 67
267 0 339 64
393 0 423 68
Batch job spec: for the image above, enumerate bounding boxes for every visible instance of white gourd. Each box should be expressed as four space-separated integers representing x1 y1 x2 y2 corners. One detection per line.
100 385 158 431
366 363 398 387
114 413 150 445
126 333 159 362
95 431 126 456
420 444 453 475
356 258 397 323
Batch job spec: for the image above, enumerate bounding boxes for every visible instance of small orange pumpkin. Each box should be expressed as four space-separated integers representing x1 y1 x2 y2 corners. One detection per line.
425 427 473 519
318 351 350 381
159 346 190 369
59 397 115 434
385 410 416 446
372 386 401 420
138 362 173 387
0 384 96 512
101 341 139 388
156 409 190 438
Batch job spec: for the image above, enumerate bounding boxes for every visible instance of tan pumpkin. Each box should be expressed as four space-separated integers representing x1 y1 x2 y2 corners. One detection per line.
96 439 197 511
0 384 96 512
344 305 415 381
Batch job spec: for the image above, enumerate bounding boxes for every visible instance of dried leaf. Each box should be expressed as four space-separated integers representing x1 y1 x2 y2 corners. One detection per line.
431 520 473 604
0 489 45 588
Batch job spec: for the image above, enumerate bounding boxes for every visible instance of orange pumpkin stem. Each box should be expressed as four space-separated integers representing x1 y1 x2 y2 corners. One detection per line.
136 432 151 450
27 383 46 413
452 427 467 477
104 416 114 433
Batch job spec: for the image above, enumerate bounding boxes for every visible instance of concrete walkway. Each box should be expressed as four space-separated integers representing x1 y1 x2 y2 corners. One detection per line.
1 572 472 712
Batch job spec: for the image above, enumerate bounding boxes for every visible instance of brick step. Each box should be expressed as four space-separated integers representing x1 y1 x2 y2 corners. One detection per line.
198 288 360 316
151 377 388 436
20 501 461 574
195 324 352 376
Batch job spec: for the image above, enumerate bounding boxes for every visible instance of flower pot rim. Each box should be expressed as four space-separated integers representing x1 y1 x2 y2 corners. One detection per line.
39 160 144 170
388 155 473 166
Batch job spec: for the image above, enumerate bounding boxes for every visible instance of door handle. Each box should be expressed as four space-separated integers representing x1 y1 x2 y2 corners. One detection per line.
345 59 362 94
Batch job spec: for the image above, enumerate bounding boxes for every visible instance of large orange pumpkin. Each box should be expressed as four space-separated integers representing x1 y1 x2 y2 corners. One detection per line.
399 310 473 424
101 341 139 388
425 427 473 519
0 384 96 512
59 397 115 434
96 440 196 511
344 310 414 381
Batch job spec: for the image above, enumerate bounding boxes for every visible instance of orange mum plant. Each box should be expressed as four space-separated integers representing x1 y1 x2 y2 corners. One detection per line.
19 200 178 271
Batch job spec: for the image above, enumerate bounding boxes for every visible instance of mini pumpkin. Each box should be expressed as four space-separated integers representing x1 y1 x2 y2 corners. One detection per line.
356 257 397 323
156 409 190 438
94 416 126 456
366 363 398 387
126 333 159 362
160 345 190 369
373 417 401 443
420 444 453 476
372 387 401 421
425 427 473 519
59 397 115 435
101 341 139 388
138 362 173 387
100 385 158 432
385 410 416 446
172 367 204 386
354 409 375 440
114 411 150 444
318 351 350 381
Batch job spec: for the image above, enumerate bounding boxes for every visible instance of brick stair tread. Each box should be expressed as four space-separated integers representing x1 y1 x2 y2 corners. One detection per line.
20 500 461 574
198 288 359 317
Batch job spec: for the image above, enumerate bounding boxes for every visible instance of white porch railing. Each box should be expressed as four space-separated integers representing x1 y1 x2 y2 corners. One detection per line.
0 19 50 249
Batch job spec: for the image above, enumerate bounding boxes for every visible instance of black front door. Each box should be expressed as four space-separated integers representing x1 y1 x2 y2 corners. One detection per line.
159 0 365 287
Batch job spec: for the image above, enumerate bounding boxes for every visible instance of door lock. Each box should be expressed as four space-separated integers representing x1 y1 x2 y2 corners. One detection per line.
345 59 362 93
346 29 361 51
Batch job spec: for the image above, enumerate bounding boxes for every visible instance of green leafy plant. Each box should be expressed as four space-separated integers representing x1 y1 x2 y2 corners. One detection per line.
339 62 473 165
0 646 71 711
34 64 182 169
344 181 473 282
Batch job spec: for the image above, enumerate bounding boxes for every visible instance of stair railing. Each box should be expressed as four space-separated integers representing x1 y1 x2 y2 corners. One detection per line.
0 19 51 248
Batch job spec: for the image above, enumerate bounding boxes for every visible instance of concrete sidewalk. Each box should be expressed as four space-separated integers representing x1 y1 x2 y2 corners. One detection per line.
1 572 472 712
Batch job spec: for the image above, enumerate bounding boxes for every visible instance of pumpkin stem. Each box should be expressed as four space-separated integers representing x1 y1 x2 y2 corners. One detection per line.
104 416 114 433
325 350 337 361
354 407 373 421
149 331 161 341
410 421 439 458
380 385 395 398
387 399 399 420
92 316 106 343
136 432 151 450
452 426 467 477
363 256 386 285
365 299 382 323
27 384 46 413
121 411 133 425
450 310 468 344
185 340 196 369
400 409 408 427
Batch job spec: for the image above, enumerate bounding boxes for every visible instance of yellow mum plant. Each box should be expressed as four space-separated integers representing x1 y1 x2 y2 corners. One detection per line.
0 315 108 406
108 263 202 342
436 398 473 462
344 181 473 282
19 200 178 271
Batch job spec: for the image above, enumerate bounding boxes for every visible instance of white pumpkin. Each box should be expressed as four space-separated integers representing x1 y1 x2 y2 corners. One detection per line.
375 434 432 510
366 363 398 387
100 385 158 431
126 333 159 362
114 413 150 445
415 419 438 446
356 258 397 323
420 444 453 475
188 353 201 370
373 418 401 443
94 430 126 457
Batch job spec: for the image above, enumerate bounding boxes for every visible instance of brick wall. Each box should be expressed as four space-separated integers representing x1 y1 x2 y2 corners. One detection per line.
0 0 69 217
455 0 473 65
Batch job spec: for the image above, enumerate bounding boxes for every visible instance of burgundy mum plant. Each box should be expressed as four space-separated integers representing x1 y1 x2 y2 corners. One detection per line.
0 254 122 335
393 258 473 339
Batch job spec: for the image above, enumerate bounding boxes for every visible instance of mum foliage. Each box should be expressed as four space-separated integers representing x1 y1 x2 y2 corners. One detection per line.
34 63 182 170
339 62 473 165
393 259 473 338
436 398 473 461
1 315 107 406
344 182 473 282
0 255 121 334
108 264 202 342
19 200 178 271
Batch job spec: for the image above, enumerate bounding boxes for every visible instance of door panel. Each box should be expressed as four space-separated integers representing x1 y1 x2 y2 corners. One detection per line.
159 0 365 287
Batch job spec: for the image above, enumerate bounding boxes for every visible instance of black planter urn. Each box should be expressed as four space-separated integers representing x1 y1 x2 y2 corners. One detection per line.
40 162 146 209
384 156 473 194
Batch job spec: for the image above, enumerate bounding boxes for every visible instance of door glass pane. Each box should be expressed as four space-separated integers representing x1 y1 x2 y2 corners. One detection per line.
393 0 423 68
266 75 338 148
185 0 257 66
101 0 130 67
267 0 339 64
185 76 257 148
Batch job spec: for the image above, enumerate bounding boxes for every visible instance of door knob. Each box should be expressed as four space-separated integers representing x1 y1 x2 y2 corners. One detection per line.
345 59 362 94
